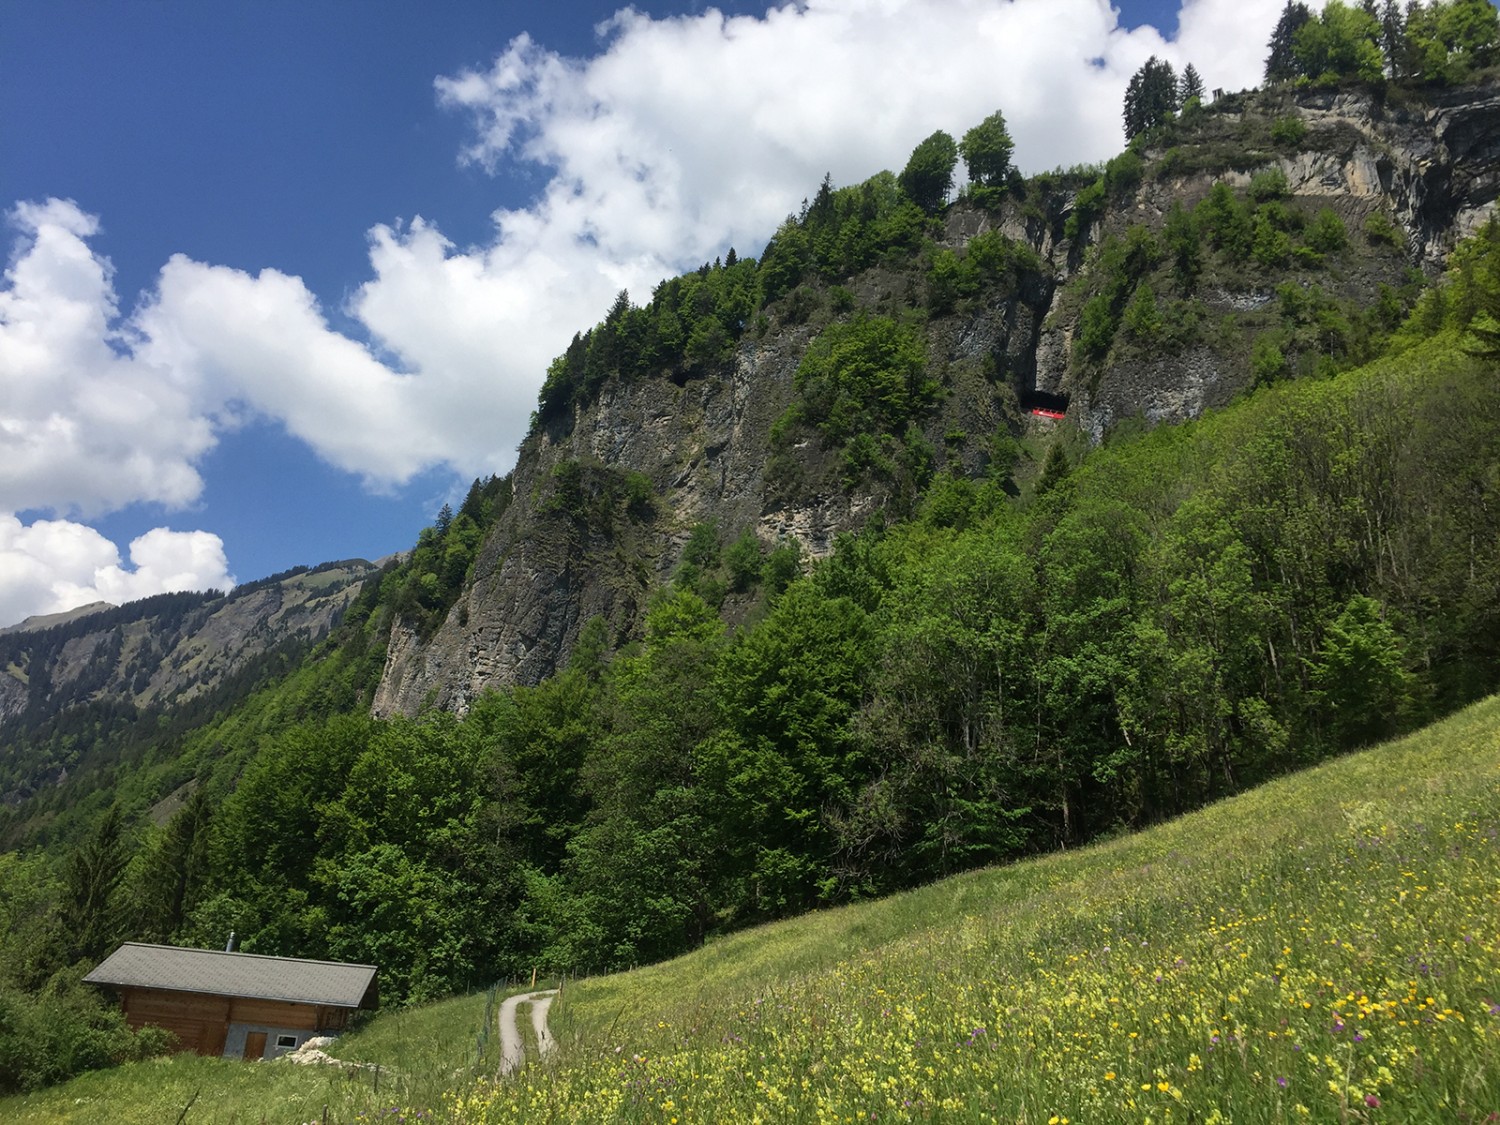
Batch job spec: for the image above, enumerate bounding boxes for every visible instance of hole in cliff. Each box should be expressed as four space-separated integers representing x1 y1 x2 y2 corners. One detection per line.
1021 390 1069 420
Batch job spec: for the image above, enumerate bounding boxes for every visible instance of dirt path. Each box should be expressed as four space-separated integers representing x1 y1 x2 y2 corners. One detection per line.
497 989 557 1075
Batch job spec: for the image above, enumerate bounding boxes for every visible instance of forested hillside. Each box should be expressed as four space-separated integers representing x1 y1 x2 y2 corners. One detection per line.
4 13 1500 1094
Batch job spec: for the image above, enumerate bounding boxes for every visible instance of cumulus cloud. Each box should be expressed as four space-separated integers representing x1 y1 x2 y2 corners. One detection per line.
0 515 234 629
0 199 215 516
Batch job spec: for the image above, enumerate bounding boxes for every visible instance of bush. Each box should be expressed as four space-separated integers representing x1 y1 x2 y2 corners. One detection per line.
1248 167 1290 203
0 978 167 1094
1105 150 1145 195
792 314 937 445
725 531 764 593
1076 293 1118 363
1305 208 1348 254
1064 179 1107 241
1270 116 1307 146
1364 211 1405 248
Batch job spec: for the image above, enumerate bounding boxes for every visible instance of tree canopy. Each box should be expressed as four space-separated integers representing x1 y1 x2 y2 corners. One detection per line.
959 110 1015 190
1123 56 1179 140
1266 0 1496 83
898 130 958 214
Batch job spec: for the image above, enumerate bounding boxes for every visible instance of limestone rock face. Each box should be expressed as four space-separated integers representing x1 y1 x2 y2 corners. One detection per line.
0 562 375 800
1034 82 1500 434
370 332 970 717
373 82 1500 716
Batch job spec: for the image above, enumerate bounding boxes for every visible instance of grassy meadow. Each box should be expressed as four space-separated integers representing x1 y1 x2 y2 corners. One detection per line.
6 695 1498 1123
460 695 1500 1123
0 988 503 1124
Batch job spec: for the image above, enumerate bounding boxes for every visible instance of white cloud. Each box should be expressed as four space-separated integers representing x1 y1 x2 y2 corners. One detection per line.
0 515 234 628
0 199 214 516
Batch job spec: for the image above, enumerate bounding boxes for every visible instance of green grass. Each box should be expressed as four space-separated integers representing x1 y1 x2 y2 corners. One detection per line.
0 989 498 1124
7 698 1499 1122
463 695 1500 1122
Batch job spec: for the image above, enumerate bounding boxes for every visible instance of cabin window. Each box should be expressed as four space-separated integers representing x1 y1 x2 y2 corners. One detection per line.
276 1034 299 1049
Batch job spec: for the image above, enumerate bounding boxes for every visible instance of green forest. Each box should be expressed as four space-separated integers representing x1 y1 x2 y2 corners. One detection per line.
3 2 1500 1095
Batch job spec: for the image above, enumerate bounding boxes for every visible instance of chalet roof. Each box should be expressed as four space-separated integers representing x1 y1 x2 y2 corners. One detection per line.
84 943 378 1009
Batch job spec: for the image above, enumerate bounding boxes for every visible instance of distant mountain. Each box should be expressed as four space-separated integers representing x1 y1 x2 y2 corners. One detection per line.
0 561 376 819
0 603 117 637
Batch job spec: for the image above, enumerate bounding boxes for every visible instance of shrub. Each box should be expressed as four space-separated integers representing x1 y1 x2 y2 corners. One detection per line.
1270 115 1307 146
1306 208 1348 254
1064 178 1107 241
1248 167 1290 203
1076 293 1118 362
1364 211 1405 248
724 531 764 593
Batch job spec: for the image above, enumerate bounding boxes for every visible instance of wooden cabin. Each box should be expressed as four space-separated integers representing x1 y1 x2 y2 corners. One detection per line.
84 942 378 1060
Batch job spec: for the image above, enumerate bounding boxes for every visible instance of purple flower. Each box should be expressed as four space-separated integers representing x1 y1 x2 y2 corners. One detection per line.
1276 1077 1288 1088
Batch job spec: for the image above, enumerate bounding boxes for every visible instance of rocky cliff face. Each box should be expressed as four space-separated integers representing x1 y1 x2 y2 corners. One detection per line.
1044 82 1500 439
373 82 1500 717
0 562 374 730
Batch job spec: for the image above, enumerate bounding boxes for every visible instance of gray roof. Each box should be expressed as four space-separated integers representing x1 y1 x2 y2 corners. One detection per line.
84 943 378 1008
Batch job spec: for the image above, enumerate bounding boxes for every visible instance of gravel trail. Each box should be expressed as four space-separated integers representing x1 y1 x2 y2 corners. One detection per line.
497 989 557 1075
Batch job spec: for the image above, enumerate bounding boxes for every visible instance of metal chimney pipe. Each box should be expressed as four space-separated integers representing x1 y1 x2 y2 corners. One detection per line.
225 930 237 952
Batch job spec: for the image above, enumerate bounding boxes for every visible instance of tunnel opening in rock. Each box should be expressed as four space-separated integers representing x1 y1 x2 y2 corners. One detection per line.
1022 389 1069 419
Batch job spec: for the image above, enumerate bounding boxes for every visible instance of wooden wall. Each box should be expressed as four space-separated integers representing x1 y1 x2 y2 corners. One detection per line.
118 987 347 1057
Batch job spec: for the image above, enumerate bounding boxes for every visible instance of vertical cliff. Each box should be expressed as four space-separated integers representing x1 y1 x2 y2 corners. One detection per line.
372 81 1500 717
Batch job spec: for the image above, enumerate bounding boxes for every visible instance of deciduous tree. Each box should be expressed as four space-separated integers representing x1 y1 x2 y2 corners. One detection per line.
959 110 1015 190
898 130 958 214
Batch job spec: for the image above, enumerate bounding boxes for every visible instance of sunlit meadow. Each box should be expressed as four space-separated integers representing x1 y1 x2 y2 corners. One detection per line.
5 697 1496 1123
453 695 1500 1123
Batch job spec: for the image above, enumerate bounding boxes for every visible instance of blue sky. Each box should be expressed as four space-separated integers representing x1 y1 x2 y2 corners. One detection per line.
1 0 1286 626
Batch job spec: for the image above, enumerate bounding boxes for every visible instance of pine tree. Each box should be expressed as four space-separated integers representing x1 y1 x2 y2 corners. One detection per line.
1123 56 1179 140
61 805 130 963
1265 0 1315 82
1178 63 1206 106
1381 0 1407 76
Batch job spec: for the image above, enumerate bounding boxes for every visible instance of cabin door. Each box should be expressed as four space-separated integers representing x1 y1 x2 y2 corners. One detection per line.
243 1031 268 1060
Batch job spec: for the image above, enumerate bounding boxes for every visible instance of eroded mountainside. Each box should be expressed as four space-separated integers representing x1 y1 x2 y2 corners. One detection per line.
0 561 375 806
374 81 1500 717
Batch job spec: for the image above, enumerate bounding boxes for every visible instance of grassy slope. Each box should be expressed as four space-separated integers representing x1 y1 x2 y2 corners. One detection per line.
473 695 1500 1122
0 990 499 1124
8 697 1498 1123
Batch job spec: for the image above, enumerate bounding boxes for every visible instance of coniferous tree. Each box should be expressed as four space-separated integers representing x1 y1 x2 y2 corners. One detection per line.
1122 56 1179 140
1178 63 1206 105
60 805 130 963
1266 0 1315 82
1380 0 1407 74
